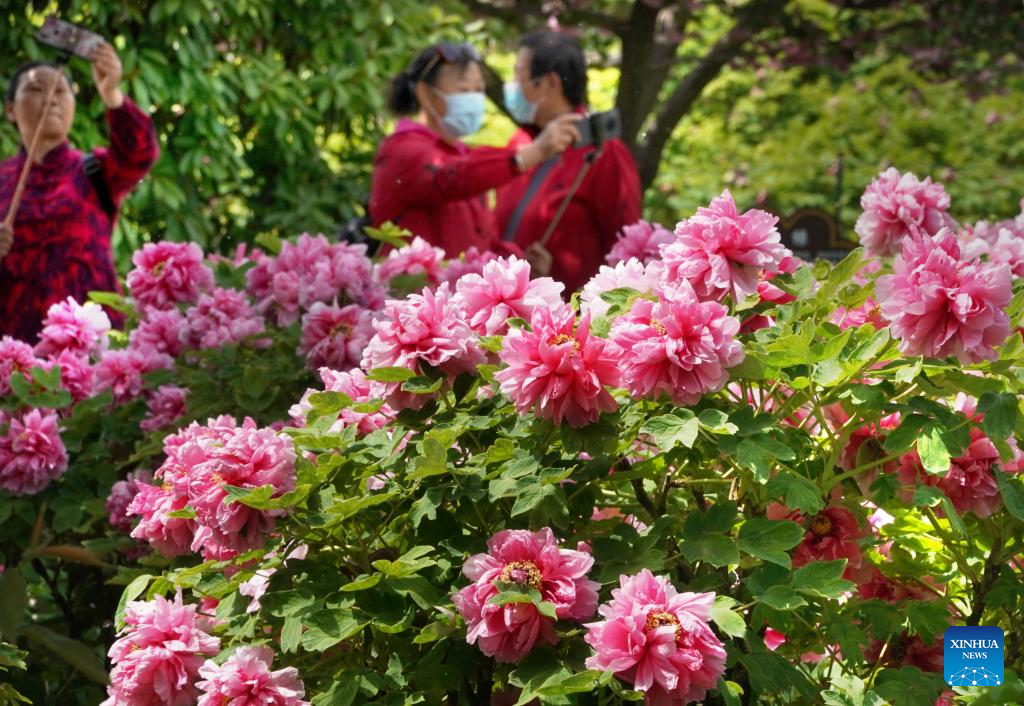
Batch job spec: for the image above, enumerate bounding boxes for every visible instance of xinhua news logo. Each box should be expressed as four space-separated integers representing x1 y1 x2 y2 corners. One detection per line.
943 626 1004 687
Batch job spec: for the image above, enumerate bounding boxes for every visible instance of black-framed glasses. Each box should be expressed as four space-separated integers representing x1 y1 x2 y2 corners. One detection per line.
417 42 481 81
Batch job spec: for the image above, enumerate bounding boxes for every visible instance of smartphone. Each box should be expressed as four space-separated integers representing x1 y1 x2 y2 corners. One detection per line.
36 16 104 59
575 109 622 148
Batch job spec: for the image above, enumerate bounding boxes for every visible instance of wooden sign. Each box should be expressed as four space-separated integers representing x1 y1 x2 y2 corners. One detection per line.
776 208 856 263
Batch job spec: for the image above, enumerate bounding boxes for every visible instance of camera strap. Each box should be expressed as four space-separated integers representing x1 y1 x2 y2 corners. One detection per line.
537 146 601 249
502 156 557 242
82 153 117 219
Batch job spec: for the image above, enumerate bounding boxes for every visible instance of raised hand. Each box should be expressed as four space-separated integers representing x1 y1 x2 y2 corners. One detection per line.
89 42 124 109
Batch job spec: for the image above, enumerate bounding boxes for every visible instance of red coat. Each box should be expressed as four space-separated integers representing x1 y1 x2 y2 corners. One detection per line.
369 119 524 258
495 130 642 293
0 98 159 343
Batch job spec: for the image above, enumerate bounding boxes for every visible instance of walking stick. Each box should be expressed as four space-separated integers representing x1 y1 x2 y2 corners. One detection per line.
0 54 70 264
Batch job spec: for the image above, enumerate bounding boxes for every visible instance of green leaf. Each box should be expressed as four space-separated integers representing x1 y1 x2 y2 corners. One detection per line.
372 546 435 578
115 573 152 629
995 473 1024 521
510 482 559 517
978 392 1020 440
407 438 448 480
766 472 825 514
22 625 107 684
756 584 808 611
873 667 943 706
301 610 365 652
364 222 411 248
698 409 739 434
401 376 444 394
715 678 744 706
905 601 949 643
0 570 27 640
254 231 282 254
739 650 818 701
710 596 746 638
340 573 383 592
643 411 699 451
916 424 951 475
792 560 855 598
222 483 280 509
365 366 416 382
281 615 303 654
738 519 804 568
412 619 456 645
680 532 740 568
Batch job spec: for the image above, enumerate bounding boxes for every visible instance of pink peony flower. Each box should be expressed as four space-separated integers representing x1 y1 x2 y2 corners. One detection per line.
288 368 393 435
196 645 309 706
0 336 41 397
897 425 1021 519
187 420 297 559
830 298 885 331
855 168 954 257
95 349 174 404
141 385 189 433
455 255 564 335
127 241 215 311
495 305 620 428
298 302 374 371
360 283 484 410
584 569 726 705
876 230 1012 364
607 220 675 266
660 189 789 302
985 227 1024 278
438 246 498 285
34 297 111 357
183 287 265 350
580 259 662 319
790 506 866 579
248 235 383 326
45 350 95 403
452 528 599 663
102 590 220 706
130 307 188 357
128 482 195 557
374 236 446 287
764 627 786 651
106 470 153 532
836 413 901 494
610 281 744 406
0 408 68 495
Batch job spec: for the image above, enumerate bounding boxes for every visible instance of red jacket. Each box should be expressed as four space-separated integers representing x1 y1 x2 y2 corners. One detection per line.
369 120 524 258
495 130 642 293
0 98 159 343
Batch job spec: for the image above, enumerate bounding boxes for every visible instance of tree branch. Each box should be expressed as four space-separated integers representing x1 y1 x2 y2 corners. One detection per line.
635 0 787 189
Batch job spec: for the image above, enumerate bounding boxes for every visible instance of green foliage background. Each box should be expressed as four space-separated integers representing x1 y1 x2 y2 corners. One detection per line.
2 1 1022 267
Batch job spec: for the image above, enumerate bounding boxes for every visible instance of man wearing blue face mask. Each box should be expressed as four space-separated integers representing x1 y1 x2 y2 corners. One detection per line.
496 31 642 293
369 42 581 258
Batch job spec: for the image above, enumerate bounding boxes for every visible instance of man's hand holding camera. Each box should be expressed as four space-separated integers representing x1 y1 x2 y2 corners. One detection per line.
514 113 581 172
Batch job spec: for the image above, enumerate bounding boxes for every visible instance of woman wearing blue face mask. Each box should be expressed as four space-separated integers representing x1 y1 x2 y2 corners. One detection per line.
369 42 580 258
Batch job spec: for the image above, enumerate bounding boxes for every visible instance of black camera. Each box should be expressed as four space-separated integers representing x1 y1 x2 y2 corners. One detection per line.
575 108 621 147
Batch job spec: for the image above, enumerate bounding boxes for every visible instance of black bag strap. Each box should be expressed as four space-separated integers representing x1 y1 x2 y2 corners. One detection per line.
82 152 116 219
502 156 557 242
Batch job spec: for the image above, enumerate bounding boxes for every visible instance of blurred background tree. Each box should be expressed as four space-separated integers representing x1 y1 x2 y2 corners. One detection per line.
2 0 1022 269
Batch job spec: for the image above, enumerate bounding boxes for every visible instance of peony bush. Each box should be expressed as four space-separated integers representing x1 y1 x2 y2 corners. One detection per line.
1 177 1023 705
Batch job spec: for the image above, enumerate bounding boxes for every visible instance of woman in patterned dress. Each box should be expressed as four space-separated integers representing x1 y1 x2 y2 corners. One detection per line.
0 41 159 342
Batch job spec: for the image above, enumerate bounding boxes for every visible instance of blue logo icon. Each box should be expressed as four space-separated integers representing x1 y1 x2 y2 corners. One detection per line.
944 626 1004 687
